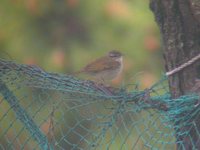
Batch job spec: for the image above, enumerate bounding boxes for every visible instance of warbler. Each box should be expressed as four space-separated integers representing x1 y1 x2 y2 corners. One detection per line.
75 50 123 81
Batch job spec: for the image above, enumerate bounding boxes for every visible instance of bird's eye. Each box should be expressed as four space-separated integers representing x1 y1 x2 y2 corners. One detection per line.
109 54 116 57
109 51 121 57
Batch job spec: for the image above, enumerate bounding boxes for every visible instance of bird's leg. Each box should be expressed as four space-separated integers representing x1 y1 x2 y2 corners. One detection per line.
91 77 113 95
93 77 106 86
99 77 112 88
100 77 106 84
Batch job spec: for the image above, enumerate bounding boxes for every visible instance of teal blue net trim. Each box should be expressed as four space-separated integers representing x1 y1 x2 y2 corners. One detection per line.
0 59 199 150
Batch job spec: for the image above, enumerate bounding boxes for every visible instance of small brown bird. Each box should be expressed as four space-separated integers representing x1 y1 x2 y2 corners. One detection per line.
75 50 123 81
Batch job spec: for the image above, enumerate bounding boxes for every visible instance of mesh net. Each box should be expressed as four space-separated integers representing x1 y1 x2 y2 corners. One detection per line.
0 59 199 150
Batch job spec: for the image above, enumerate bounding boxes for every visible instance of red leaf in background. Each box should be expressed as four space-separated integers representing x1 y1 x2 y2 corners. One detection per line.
26 0 38 15
24 57 37 65
51 50 65 68
67 0 79 8
105 1 132 19
144 35 160 52
140 72 156 88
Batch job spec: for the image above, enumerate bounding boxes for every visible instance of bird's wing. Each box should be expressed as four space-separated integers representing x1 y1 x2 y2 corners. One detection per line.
83 56 120 73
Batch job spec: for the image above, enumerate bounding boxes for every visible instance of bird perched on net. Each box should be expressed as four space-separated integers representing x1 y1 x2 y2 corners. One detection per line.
74 50 123 82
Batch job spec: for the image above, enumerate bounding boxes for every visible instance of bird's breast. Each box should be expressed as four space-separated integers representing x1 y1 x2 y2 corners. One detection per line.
116 57 123 74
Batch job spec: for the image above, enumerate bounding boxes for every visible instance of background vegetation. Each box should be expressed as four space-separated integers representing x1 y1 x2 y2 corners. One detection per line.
0 0 168 149
0 0 163 88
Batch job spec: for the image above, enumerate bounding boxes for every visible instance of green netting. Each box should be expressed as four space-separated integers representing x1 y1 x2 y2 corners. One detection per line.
0 59 199 150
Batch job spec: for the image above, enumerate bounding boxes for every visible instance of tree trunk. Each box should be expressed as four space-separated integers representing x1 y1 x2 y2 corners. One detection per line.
150 0 200 149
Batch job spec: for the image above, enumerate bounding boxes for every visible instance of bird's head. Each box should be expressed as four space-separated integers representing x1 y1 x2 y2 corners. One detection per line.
108 50 122 59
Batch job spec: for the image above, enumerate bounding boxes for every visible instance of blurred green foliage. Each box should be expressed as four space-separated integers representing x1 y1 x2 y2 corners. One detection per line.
0 0 162 87
0 1 170 149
